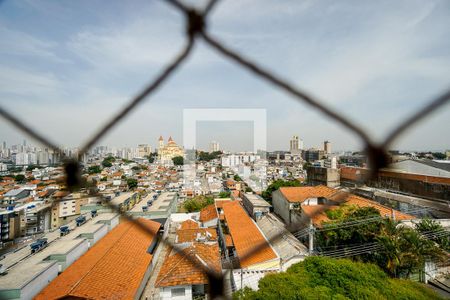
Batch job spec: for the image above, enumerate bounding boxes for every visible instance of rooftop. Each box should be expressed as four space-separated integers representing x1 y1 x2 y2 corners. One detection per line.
256 213 308 261
155 243 221 288
199 204 218 223
36 218 160 300
278 185 336 203
222 201 278 268
176 228 217 243
242 193 271 207
110 192 136 206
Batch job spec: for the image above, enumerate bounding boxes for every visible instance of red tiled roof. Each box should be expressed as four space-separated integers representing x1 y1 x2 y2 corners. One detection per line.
279 185 336 203
222 201 277 268
214 199 231 209
176 228 217 243
53 190 69 198
199 204 218 223
224 234 234 248
156 243 221 288
179 219 200 230
300 188 415 226
35 218 160 300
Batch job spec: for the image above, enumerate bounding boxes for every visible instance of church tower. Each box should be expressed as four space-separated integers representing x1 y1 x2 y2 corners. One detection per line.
158 135 164 150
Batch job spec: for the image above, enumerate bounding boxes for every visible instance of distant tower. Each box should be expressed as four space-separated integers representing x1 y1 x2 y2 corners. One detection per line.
290 136 299 153
324 140 331 154
158 136 164 150
210 141 220 152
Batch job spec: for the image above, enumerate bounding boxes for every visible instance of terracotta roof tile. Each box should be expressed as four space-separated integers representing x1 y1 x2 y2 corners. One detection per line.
176 228 217 243
35 218 160 300
279 185 336 203
214 199 231 209
222 201 277 268
156 243 221 288
299 187 415 226
199 204 218 223
224 234 234 248
179 219 200 230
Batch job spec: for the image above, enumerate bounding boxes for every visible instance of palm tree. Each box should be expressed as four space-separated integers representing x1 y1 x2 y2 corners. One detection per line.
375 219 445 278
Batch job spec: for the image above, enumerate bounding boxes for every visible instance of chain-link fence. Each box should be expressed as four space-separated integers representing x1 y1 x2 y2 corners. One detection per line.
1 0 449 299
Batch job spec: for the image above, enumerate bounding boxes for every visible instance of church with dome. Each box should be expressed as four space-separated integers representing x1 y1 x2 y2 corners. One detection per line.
157 136 184 165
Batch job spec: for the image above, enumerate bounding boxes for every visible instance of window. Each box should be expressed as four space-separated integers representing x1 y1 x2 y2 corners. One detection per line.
171 288 185 297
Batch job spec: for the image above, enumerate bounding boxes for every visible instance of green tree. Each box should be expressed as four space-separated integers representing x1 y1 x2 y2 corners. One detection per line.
101 156 116 167
233 175 242 181
375 219 445 278
316 206 382 250
431 152 446 160
218 191 231 198
233 256 442 300
415 219 450 251
172 156 184 166
261 179 301 203
183 195 214 212
126 178 138 189
88 165 101 174
146 153 157 163
14 174 26 183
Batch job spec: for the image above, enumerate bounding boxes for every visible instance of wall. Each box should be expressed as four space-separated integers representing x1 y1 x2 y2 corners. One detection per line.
64 240 89 271
160 285 192 300
272 190 291 225
92 225 108 244
20 263 59 300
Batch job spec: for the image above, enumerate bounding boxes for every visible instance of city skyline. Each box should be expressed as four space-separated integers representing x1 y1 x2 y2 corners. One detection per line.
0 0 449 151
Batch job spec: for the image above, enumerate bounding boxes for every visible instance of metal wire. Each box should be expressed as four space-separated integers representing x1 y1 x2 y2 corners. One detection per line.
0 0 449 298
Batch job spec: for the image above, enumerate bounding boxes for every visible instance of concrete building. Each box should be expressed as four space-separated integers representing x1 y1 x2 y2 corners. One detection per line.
388 159 450 178
210 141 220 152
272 185 415 229
137 144 152 158
109 192 139 212
340 166 450 201
324 140 331 155
303 149 325 162
241 193 272 221
0 213 119 300
307 166 340 188
25 204 51 235
289 136 300 154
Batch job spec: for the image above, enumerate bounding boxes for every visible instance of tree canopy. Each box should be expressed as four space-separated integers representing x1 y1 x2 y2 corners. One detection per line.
126 178 138 189
87 165 101 174
172 156 184 166
183 195 214 212
198 150 222 161
315 207 446 279
218 191 231 198
233 256 442 300
261 179 302 203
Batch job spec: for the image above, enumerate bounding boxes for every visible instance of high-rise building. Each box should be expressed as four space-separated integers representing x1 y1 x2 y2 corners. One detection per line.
324 140 331 154
289 135 299 152
137 144 152 158
210 141 220 152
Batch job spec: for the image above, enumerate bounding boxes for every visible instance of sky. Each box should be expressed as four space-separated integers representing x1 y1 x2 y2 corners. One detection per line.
0 0 449 152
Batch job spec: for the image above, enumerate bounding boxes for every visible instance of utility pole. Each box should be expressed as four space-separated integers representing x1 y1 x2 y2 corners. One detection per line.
309 219 315 255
